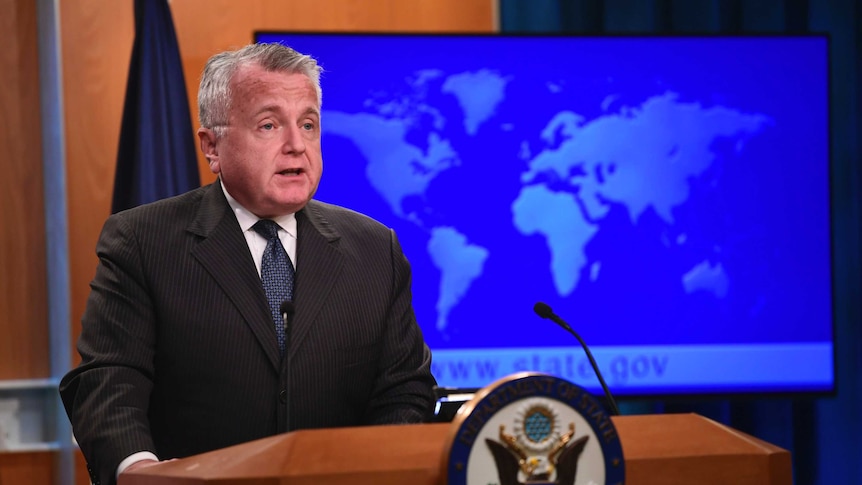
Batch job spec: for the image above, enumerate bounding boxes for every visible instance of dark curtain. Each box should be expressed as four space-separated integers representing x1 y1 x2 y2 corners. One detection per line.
500 1 862 483
112 0 200 213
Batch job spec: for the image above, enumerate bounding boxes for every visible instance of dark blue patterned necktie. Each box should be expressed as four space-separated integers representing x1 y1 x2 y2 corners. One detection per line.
252 219 294 355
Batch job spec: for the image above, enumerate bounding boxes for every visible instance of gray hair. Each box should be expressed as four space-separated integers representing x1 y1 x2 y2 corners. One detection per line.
198 43 322 135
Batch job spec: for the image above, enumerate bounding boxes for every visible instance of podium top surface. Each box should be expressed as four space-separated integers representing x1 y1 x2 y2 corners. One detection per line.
121 413 790 485
613 412 787 459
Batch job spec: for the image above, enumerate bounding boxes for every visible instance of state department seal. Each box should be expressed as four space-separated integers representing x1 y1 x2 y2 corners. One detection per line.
442 372 624 485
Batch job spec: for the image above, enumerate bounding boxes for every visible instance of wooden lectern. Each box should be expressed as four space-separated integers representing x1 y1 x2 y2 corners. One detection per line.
120 413 791 485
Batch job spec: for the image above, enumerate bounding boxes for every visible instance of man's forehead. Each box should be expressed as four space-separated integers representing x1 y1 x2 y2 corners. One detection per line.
231 70 318 104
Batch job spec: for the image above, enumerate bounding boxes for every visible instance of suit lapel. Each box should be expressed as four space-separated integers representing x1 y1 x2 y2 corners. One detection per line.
289 201 344 359
188 183 282 370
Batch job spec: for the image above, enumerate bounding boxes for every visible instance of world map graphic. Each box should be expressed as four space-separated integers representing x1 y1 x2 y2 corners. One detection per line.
321 69 769 336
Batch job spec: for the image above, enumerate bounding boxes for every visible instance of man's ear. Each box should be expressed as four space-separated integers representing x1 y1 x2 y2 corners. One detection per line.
198 127 220 174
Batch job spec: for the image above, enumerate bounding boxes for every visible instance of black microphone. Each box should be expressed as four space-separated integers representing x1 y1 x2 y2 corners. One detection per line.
280 300 295 353
533 302 621 416
280 300 295 326
279 300 295 430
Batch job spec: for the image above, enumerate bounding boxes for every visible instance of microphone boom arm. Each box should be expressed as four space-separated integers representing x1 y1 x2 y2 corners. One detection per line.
534 302 621 416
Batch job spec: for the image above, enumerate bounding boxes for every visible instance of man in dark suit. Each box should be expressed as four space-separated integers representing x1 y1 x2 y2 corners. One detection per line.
59 42 436 485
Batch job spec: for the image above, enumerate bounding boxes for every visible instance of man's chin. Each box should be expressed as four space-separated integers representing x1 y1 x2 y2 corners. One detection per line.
275 196 312 215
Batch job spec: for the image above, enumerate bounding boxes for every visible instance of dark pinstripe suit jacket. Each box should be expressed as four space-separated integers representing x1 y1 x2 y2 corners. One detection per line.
59 182 436 485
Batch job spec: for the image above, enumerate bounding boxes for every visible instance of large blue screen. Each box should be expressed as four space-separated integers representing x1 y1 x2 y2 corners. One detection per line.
256 32 833 396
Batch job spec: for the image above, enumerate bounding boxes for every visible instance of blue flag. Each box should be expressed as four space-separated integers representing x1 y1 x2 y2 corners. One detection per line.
112 0 200 213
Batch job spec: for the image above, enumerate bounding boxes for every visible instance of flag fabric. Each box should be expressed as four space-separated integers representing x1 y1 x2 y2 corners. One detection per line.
112 0 200 213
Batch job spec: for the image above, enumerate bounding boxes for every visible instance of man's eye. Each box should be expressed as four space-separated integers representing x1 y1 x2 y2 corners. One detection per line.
261 123 275 130
302 122 315 130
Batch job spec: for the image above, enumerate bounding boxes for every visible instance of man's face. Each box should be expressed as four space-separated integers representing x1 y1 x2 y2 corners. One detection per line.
199 64 322 218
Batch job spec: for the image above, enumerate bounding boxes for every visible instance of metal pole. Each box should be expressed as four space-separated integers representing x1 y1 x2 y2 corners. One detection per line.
36 0 73 483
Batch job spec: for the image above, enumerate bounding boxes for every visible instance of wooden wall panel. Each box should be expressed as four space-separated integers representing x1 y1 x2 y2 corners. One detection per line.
75 450 90 485
0 0 49 379
61 0 135 363
0 452 55 484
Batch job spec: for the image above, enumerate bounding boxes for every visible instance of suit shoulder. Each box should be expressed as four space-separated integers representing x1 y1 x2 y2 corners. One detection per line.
305 199 391 236
111 185 211 225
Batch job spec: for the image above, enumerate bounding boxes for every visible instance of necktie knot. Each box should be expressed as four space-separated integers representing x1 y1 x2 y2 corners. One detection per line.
253 219 281 241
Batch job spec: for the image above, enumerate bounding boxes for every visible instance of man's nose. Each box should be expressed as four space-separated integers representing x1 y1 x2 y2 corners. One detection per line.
281 124 306 154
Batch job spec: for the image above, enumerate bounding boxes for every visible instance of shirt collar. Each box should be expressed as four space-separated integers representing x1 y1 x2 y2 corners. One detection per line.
220 179 297 238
